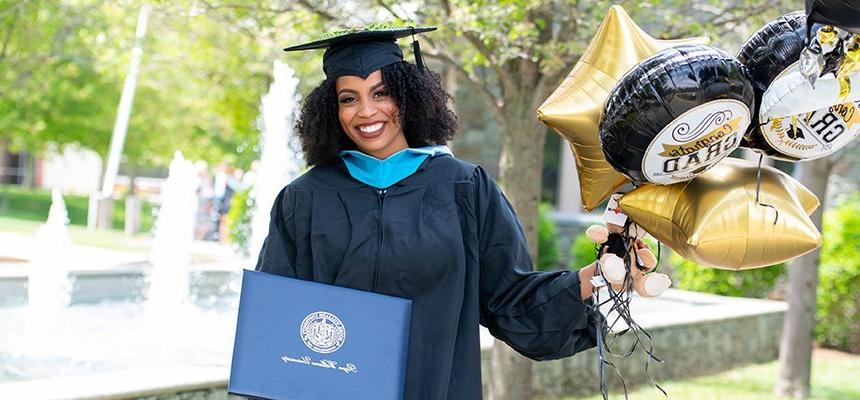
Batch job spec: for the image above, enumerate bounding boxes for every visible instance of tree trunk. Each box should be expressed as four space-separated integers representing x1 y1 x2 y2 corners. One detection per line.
20 152 35 188
486 90 547 400
775 158 832 398
443 64 459 154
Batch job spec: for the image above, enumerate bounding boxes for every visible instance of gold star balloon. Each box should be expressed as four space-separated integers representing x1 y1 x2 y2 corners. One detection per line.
537 5 709 211
618 158 822 270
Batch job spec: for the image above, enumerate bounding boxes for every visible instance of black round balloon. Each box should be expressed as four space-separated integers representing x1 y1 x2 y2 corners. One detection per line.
807 0 860 34
600 45 755 185
736 11 808 161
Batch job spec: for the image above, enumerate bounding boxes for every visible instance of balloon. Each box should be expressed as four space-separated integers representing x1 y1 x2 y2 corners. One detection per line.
806 0 860 34
599 45 754 185
760 70 860 119
619 158 822 270
737 12 860 160
762 101 860 161
737 12 808 96
737 11 808 160
536 5 708 211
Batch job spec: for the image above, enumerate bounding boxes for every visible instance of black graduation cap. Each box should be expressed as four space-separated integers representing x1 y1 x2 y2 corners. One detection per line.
284 26 437 79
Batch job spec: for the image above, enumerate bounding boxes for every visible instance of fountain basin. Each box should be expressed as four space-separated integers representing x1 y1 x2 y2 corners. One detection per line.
0 262 239 306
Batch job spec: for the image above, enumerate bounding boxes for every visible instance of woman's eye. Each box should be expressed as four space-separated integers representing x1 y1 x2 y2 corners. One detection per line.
339 97 355 104
373 91 389 98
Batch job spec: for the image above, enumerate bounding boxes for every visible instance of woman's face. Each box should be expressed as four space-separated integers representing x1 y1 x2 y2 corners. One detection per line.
336 70 407 159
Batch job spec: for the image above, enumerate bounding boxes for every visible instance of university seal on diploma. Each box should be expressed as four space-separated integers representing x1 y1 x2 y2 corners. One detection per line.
301 311 346 354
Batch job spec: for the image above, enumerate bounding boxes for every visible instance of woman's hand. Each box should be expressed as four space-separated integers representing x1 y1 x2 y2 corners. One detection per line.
577 261 598 300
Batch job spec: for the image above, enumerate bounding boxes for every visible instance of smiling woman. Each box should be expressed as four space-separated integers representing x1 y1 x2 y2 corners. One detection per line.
244 26 602 400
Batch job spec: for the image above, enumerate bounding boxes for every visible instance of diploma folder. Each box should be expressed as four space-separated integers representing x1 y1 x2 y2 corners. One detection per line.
229 269 412 400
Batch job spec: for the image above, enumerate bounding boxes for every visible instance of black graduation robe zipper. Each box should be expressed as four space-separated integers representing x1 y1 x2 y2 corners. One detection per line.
373 188 387 291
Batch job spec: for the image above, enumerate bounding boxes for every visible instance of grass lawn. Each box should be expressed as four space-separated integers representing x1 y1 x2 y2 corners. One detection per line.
0 215 154 253
576 349 860 400
0 185 158 253
0 184 156 231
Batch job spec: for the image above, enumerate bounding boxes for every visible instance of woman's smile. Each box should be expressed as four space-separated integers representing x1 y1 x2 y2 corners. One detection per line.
355 121 386 138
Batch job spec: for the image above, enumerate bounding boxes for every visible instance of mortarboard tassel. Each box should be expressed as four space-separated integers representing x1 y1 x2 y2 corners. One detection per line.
412 28 426 71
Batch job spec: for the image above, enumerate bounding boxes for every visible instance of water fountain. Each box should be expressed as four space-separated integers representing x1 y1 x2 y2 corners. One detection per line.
147 151 198 314
249 60 303 261
0 151 238 388
28 188 73 312
0 62 304 391
24 188 73 356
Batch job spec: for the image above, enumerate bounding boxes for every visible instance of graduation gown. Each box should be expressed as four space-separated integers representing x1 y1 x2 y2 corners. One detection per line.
256 153 598 400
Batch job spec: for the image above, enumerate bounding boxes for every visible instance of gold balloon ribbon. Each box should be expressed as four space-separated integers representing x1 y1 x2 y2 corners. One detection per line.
770 117 783 131
837 35 860 101
536 5 708 211
818 26 838 50
619 158 821 270
790 114 799 137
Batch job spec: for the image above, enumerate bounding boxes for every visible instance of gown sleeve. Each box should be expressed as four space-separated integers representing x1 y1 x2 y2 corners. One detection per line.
474 166 599 361
254 185 297 277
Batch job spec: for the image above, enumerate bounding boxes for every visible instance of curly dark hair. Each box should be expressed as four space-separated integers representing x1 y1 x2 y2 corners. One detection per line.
295 62 458 165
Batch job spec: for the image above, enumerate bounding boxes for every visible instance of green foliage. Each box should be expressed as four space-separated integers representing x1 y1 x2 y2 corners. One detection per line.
669 253 785 298
0 0 120 156
817 197 860 353
317 23 433 39
225 188 254 256
536 203 560 271
569 232 599 270
1 1 272 170
0 184 155 232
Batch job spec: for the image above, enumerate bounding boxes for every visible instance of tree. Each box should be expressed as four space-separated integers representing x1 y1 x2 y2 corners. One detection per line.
775 158 832 399
775 138 860 398
1 0 275 172
0 0 121 157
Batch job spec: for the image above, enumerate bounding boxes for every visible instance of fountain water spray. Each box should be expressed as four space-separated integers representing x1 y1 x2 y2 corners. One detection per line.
28 188 72 312
23 188 73 355
249 60 303 261
148 151 198 313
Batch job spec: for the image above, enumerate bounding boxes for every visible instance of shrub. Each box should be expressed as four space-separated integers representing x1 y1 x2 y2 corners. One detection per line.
668 254 785 298
0 184 154 232
816 197 860 353
225 188 254 256
537 203 561 271
569 232 598 270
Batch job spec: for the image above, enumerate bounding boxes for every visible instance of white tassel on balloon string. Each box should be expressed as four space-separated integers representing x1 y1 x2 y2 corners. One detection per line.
586 195 670 400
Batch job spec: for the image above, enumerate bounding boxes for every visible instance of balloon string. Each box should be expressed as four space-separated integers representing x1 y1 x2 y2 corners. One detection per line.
590 222 665 399
593 288 629 399
754 153 780 225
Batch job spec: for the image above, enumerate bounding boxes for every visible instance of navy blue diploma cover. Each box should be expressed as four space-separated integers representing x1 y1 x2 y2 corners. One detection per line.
229 269 412 400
